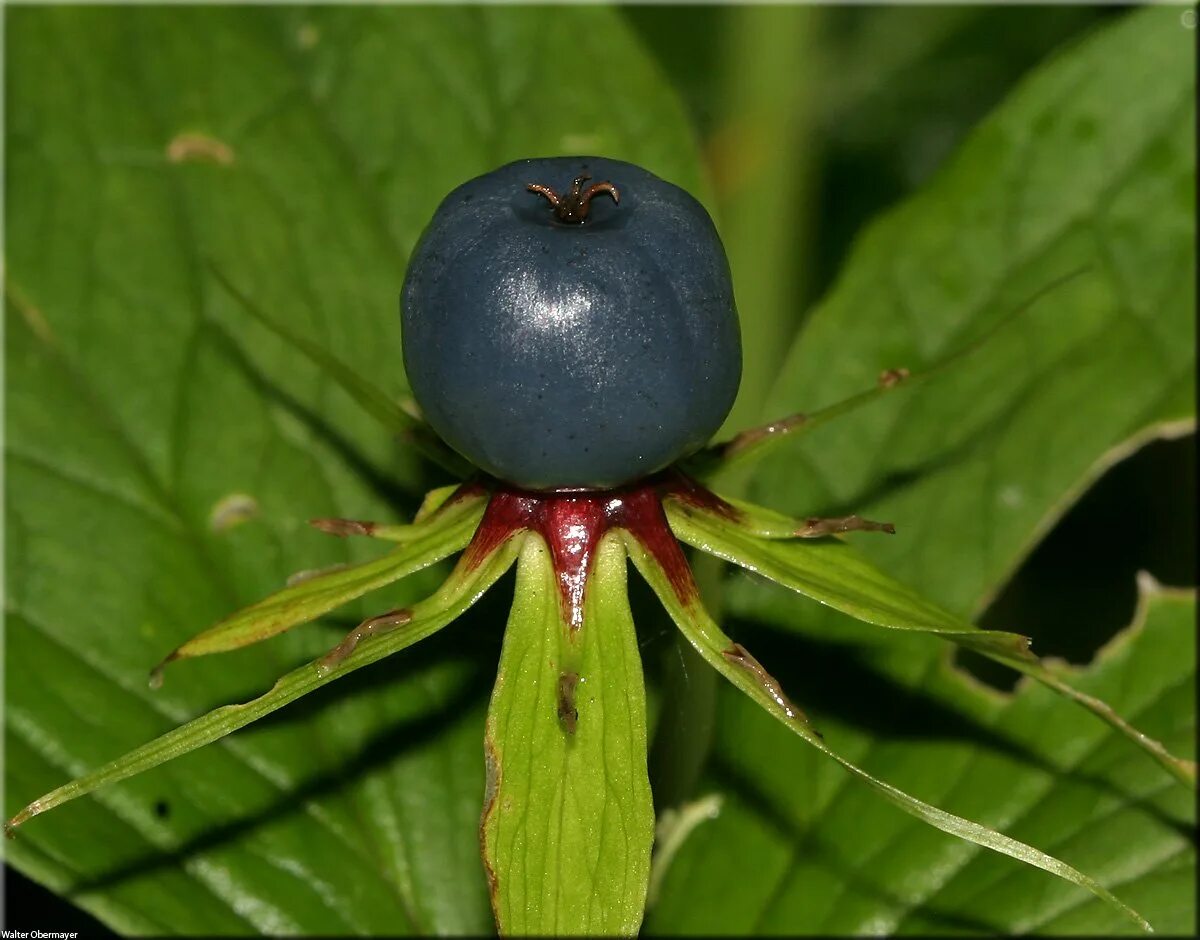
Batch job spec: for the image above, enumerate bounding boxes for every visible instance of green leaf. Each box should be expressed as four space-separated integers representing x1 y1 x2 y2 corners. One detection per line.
623 532 1152 933
151 485 486 680
665 494 1194 786
482 533 654 935
5 5 703 933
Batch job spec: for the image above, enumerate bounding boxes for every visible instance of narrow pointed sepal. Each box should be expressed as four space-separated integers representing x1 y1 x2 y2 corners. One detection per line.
6 530 521 836
307 483 476 542
1006 655 1196 787
676 489 896 540
481 532 654 935
664 495 1032 662
149 485 487 685
622 531 1152 934
665 494 1195 788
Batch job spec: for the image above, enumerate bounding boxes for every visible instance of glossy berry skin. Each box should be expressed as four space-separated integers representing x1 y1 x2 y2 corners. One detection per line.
401 157 741 490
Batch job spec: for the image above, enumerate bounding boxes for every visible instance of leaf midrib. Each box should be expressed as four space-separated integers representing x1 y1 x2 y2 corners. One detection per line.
762 82 1191 434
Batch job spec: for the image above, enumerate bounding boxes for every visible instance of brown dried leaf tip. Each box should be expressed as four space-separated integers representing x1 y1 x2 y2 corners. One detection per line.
722 643 820 737
317 608 413 675
796 515 895 538
309 517 377 538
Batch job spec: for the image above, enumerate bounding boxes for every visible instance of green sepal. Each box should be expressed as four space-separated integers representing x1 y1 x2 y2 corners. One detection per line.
665 495 1196 787
622 531 1152 934
685 490 896 540
415 483 469 522
6 529 522 835
150 486 488 682
1003 654 1197 787
665 496 1031 661
306 483 476 541
481 532 654 936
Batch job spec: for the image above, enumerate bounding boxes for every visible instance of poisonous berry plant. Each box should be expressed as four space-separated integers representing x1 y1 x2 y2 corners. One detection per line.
5 6 1195 936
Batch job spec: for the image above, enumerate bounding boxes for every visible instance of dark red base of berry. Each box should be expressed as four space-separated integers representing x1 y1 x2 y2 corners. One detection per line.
460 469 736 628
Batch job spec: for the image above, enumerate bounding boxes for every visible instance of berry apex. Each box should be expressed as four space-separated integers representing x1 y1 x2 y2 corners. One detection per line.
527 173 620 224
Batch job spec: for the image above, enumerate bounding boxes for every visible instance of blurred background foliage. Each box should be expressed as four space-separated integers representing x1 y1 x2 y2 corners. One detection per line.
5 4 1194 935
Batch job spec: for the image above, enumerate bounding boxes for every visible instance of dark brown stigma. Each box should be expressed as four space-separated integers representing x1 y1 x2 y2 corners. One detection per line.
527 174 619 224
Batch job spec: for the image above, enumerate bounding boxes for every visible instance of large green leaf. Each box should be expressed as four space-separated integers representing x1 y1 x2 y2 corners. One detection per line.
649 8 1195 934
4 6 702 934
746 8 1194 607
482 533 653 935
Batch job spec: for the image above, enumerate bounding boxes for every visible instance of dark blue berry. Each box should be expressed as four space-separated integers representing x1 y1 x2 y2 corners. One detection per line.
401 157 741 490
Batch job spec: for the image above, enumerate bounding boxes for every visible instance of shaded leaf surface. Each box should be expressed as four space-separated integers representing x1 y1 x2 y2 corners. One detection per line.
4 5 701 934
649 580 1195 934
